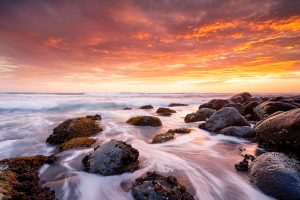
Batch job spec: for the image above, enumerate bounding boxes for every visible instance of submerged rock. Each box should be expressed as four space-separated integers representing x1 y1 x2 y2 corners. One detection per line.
235 154 255 171
156 107 176 116
254 101 297 119
222 103 245 114
46 115 102 145
255 108 300 155
152 132 175 144
0 155 56 200
220 126 254 138
249 152 300 200
59 137 96 151
82 140 139 176
152 128 192 144
131 171 194 200
123 107 132 110
127 116 162 127
166 128 192 134
139 105 154 109
168 103 188 107
199 99 230 110
205 107 250 131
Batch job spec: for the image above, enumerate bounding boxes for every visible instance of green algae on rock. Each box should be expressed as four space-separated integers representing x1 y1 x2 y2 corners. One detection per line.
46 115 102 145
0 155 56 200
59 137 96 151
127 116 162 127
131 171 194 200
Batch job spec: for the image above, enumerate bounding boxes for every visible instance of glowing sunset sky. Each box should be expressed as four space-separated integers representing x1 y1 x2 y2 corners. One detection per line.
0 0 300 93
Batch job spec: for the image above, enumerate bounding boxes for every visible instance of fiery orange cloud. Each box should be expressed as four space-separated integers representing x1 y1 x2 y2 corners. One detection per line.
0 0 299 93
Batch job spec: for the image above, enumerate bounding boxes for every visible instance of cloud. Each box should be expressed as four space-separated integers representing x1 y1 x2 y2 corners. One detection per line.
0 0 299 92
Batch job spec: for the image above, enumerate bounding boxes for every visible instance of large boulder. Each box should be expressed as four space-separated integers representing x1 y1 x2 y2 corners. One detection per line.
222 103 245 114
196 108 216 118
185 108 215 123
205 107 250 131
131 171 194 200
230 92 252 103
244 101 260 115
127 116 162 126
220 126 254 138
156 107 176 116
249 152 300 200
199 99 230 110
82 140 139 176
184 112 204 123
0 155 56 200
255 108 300 155
46 115 102 144
254 101 297 119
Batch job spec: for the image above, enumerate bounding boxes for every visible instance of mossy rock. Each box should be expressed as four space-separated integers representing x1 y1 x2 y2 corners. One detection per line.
152 132 174 144
167 128 192 134
156 107 176 116
127 116 162 127
46 115 102 145
132 171 194 200
59 137 96 151
0 155 56 200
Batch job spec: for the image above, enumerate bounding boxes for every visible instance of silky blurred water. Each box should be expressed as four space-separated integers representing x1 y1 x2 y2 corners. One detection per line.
0 93 273 200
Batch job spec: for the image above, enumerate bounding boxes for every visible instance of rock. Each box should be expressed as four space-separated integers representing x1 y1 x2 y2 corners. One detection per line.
184 108 216 123
198 122 207 130
230 92 252 103
82 140 139 176
156 107 176 116
205 107 250 131
131 171 194 200
235 159 249 171
244 101 260 115
86 114 102 120
196 108 216 118
254 101 297 119
220 126 254 138
168 103 188 107
152 128 192 144
184 112 205 123
59 137 96 151
46 115 102 145
166 128 192 134
0 155 56 200
123 107 132 110
152 132 174 144
127 116 162 127
139 105 153 109
235 154 255 171
249 152 300 200
222 103 245 114
199 99 230 110
185 108 216 123
255 108 300 155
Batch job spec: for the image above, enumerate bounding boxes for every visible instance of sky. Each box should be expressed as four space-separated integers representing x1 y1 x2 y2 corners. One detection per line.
0 0 300 93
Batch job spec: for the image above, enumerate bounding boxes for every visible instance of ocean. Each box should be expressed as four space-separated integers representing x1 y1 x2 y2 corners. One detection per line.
0 93 273 200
